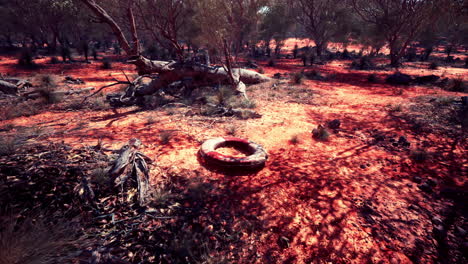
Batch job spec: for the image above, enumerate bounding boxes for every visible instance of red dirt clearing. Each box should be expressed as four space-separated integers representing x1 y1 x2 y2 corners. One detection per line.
0 52 466 263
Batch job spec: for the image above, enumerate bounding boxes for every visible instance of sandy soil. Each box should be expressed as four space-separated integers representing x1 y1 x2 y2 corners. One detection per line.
0 48 466 263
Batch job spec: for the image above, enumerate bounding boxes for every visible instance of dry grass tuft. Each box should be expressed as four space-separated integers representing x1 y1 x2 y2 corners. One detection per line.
0 212 84 264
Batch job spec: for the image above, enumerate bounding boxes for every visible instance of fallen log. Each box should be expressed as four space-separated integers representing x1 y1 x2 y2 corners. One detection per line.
80 0 271 101
102 61 268 106
130 56 270 83
0 80 18 94
109 138 153 206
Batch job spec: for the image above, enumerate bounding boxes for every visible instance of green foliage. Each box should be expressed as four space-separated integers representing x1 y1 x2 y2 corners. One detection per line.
259 2 295 44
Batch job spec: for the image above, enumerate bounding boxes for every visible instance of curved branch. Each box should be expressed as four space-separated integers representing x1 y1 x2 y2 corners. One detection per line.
80 0 133 55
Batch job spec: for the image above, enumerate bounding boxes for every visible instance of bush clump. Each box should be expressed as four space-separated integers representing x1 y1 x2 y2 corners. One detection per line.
304 70 326 81
292 71 304 84
312 125 330 141
0 137 17 156
351 56 375 70
0 212 84 264
447 78 466 92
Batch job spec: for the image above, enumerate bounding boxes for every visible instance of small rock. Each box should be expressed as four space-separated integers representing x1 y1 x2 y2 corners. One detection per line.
360 164 366 169
406 183 413 188
327 119 341 129
273 73 282 79
413 176 422 183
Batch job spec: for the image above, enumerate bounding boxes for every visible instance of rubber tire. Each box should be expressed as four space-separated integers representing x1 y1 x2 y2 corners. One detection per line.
199 137 268 169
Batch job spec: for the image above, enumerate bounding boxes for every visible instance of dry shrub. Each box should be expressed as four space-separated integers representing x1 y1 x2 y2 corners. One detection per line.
448 77 466 92
304 70 326 81
225 125 237 136
160 130 174 145
291 71 304 84
34 74 61 104
289 134 301 144
0 212 83 264
0 102 42 120
0 137 17 156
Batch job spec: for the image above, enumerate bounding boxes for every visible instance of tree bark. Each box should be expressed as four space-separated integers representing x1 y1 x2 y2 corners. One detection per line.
109 138 152 206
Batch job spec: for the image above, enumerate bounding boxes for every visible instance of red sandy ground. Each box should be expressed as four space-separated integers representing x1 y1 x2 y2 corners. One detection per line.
0 46 466 263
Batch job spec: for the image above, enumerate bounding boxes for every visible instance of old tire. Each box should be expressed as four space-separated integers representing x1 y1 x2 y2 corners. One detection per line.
199 137 268 169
